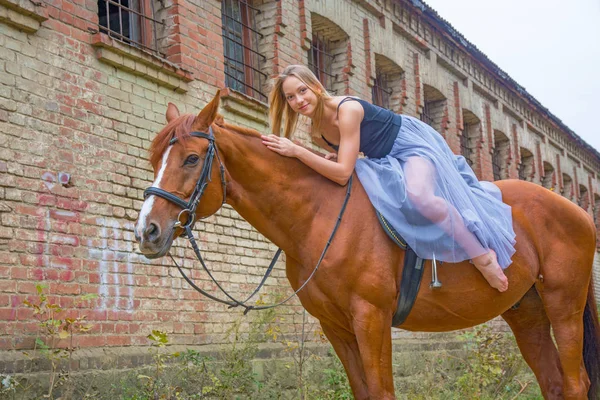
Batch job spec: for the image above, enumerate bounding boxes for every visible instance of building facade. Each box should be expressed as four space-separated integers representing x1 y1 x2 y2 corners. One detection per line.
0 0 599 356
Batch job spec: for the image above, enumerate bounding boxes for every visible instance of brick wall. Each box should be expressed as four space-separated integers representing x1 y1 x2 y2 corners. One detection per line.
1 0 599 356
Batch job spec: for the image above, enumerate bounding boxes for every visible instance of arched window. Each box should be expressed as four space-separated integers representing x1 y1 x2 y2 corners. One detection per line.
461 110 481 168
594 194 600 248
372 54 404 112
492 130 510 181
562 173 574 201
518 147 534 182
309 13 349 95
421 85 446 134
579 185 590 211
542 162 555 190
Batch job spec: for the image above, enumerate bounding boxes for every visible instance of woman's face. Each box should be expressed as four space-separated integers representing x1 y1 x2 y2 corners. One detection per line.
282 76 319 117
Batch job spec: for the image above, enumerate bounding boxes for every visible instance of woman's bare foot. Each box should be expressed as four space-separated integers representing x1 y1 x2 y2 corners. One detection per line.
472 250 508 292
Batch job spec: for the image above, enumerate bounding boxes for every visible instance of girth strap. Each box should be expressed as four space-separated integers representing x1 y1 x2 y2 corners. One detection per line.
376 211 426 326
392 248 425 326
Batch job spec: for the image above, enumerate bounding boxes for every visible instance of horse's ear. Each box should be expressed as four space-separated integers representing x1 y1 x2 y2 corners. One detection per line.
166 102 180 122
215 114 225 127
193 90 221 130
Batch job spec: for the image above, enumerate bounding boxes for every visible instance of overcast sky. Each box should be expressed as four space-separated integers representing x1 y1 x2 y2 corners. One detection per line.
423 0 600 152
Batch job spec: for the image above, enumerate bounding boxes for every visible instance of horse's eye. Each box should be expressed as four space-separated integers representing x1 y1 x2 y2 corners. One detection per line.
184 154 200 166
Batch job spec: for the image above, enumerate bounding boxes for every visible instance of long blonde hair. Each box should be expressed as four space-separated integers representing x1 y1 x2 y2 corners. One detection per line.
268 65 331 138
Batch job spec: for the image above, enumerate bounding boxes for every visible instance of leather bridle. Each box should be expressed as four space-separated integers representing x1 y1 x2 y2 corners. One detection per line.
143 127 353 314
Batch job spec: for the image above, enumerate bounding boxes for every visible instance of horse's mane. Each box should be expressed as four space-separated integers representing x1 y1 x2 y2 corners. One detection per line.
149 113 322 166
149 114 196 166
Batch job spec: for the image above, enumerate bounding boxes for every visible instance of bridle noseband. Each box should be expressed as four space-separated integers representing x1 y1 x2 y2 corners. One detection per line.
142 127 353 314
144 127 227 229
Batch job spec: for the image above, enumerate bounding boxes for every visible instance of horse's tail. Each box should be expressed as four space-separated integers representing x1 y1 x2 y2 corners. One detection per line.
584 279 600 399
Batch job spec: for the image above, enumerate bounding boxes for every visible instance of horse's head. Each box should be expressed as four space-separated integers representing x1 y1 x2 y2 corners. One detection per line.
135 91 226 258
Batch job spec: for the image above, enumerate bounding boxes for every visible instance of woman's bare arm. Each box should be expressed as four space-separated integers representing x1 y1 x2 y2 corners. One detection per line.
262 101 363 185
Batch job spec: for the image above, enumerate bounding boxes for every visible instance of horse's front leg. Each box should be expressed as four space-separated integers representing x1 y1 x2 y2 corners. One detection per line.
321 323 369 400
352 301 396 399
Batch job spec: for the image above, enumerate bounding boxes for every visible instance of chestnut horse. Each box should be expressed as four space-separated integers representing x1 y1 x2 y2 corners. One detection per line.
134 92 600 399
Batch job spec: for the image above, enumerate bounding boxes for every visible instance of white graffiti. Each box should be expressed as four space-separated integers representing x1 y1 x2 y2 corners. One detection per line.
88 218 135 313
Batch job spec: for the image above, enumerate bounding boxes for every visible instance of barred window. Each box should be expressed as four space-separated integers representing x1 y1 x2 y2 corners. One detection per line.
562 173 574 201
222 0 267 103
460 131 473 167
372 71 392 110
461 110 480 168
420 85 446 133
579 185 589 210
97 0 162 56
518 147 534 181
420 100 434 126
594 193 600 226
541 161 555 190
492 130 510 181
371 55 403 111
308 14 348 96
517 164 526 180
308 34 335 93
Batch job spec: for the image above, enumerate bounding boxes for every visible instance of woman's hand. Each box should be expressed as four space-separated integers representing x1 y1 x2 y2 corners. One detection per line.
261 135 299 158
324 152 338 161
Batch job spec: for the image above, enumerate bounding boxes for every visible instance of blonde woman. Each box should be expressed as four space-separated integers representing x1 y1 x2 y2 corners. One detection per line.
261 65 515 292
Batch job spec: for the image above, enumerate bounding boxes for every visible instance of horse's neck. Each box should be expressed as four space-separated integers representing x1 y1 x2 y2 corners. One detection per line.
218 131 330 259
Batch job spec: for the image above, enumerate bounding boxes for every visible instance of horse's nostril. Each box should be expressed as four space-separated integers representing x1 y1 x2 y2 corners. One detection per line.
144 222 161 243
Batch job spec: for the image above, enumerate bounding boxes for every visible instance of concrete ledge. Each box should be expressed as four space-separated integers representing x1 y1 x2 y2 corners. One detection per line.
0 338 464 375
220 88 269 127
91 33 193 94
0 0 48 33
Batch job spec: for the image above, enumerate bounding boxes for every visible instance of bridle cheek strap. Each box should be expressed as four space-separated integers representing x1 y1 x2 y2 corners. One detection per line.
142 127 226 228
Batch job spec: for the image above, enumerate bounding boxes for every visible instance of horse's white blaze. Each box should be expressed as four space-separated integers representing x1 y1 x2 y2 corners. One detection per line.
136 146 172 238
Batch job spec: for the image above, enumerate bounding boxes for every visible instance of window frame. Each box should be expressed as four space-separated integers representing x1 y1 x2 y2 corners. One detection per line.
221 0 268 103
97 0 161 57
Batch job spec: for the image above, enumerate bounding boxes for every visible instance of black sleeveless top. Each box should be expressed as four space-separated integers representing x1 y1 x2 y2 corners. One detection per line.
321 97 401 159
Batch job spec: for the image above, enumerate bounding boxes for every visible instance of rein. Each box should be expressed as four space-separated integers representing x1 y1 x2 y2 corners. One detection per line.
143 128 353 314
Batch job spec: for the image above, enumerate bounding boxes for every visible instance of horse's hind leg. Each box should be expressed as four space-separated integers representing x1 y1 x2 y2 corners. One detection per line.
539 278 591 400
501 286 564 399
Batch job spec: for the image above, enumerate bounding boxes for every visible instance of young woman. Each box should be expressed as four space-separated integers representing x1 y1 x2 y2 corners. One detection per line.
261 65 516 292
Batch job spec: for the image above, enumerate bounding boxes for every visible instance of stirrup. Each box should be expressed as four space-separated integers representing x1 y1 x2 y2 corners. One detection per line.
430 253 442 288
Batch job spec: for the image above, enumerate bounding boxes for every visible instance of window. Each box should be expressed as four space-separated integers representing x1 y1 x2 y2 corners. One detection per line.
595 194 600 222
308 34 336 93
492 130 510 181
461 110 480 167
222 0 267 103
372 54 403 111
562 174 574 201
372 71 392 110
97 0 161 56
420 85 446 133
518 147 534 181
541 161 555 190
594 194 600 239
308 13 349 95
579 185 590 211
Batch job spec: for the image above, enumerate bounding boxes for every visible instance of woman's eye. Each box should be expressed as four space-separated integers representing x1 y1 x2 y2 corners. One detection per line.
185 155 200 165
300 88 307 93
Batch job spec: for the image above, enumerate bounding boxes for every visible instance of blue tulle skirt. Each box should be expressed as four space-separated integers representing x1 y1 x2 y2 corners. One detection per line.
355 115 516 269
